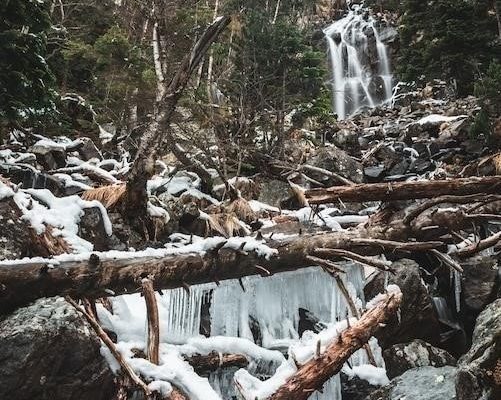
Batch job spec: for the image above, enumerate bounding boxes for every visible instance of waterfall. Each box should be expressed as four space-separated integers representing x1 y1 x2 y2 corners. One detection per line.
324 6 394 119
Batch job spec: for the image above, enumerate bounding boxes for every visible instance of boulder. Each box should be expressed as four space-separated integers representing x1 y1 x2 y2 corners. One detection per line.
258 179 292 208
366 366 457 400
0 297 116 400
307 146 364 184
30 144 67 170
461 256 499 337
456 298 501 400
341 372 379 400
78 206 111 251
364 259 441 350
383 339 456 380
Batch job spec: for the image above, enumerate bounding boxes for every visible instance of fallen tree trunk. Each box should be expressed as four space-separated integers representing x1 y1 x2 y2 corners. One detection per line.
305 176 501 204
268 290 403 400
0 232 438 314
185 352 248 375
2 195 499 314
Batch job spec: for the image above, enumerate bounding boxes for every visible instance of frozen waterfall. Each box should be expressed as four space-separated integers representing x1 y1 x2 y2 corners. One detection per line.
99 264 384 399
324 7 394 119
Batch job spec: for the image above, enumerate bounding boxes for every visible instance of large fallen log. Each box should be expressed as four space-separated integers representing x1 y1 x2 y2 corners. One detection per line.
0 232 438 314
268 290 403 400
305 176 501 204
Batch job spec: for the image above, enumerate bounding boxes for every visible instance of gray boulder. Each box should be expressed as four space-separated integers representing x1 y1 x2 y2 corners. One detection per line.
383 339 456 379
366 366 457 400
364 259 441 349
456 298 501 400
0 297 116 400
307 146 364 184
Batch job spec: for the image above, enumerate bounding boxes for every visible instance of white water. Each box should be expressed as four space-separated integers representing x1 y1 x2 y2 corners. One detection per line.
324 6 393 119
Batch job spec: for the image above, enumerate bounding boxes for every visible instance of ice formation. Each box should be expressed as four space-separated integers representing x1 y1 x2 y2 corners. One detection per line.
98 263 387 399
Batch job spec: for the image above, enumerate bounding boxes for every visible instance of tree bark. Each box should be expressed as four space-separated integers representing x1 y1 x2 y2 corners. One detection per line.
0 229 438 314
268 291 402 400
185 352 248 376
305 176 501 205
123 16 230 221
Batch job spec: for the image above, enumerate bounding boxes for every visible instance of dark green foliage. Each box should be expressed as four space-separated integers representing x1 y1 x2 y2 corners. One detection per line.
0 0 55 128
474 61 501 109
469 108 491 139
398 0 500 95
217 0 332 152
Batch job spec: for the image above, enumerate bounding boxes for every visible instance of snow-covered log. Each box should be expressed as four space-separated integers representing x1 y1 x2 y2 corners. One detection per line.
305 176 501 204
0 230 437 314
267 289 402 400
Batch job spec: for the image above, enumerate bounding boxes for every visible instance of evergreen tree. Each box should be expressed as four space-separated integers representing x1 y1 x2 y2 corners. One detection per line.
398 0 500 95
0 0 55 133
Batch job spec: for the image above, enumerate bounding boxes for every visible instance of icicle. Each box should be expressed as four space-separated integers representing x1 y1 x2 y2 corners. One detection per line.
454 270 462 313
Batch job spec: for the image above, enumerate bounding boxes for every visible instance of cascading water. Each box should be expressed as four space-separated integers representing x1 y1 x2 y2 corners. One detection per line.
324 6 394 119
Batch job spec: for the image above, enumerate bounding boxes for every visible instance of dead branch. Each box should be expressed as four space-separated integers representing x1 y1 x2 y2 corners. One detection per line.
267 291 402 400
66 297 152 397
142 278 160 365
123 16 231 221
0 231 441 314
184 352 248 375
313 248 394 273
456 231 501 258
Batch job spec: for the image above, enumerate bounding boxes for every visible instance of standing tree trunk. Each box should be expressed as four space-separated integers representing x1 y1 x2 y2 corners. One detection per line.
123 15 230 225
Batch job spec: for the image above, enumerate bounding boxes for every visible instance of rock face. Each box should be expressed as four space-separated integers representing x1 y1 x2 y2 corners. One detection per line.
460 256 499 336
383 339 456 379
456 299 501 400
364 259 441 349
366 366 457 400
0 297 116 400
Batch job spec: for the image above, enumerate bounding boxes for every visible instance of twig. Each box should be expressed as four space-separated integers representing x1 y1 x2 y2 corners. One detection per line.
306 255 346 274
313 248 394 273
429 249 463 273
66 297 152 397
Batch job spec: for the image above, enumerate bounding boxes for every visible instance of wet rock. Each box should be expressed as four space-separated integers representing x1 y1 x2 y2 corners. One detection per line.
298 308 326 336
364 259 441 350
0 164 65 195
0 297 116 400
456 299 501 400
258 179 291 208
364 165 386 182
341 372 379 400
366 366 457 400
78 207 111 251
383 339 456 380
69 137 102 161
307 146 364 184
461 256 499 336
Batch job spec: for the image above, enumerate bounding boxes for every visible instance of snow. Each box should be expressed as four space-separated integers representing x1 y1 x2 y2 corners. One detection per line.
9 188 112 253
0 181 14 200
180 336 285 365
0 234 277 265
366 284 402 309
416 114 467 125
342 364 390 386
